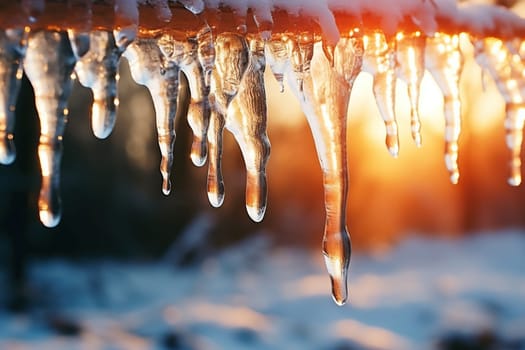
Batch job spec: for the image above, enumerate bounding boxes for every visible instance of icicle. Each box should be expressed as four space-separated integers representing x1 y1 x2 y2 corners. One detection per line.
124 39 179 195
23 30 77 228
72 30 129 139
265 37 288 93
158 33 210 167
207 33 249 207
363 32 399 157
226 35 270 222
196 25 215 89
426 33 464 184
177 0 205 15
285 35 362 305
0 28 28 165
395 31 426 147
473 38 525 186
284 35 304 94
283 31 315 98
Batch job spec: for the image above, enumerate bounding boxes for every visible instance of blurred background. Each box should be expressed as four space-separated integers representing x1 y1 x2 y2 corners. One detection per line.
0 1 525 349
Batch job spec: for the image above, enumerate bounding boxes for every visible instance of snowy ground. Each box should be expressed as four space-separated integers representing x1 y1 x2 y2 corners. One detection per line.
0 231 524 350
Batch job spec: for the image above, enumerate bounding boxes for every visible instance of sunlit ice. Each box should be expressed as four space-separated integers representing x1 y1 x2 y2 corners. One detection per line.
0 1 525 337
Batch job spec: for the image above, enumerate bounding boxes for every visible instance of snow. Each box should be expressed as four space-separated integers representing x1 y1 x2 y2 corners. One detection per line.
1 231 524 349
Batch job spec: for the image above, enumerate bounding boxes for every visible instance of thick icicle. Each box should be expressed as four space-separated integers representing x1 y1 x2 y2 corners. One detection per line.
226 36 270 222
363 32 399 157
158 33 211 167
426 33 464 184
265 37 289 93
72 30 130 139
0 28 28 165
474 38 525 186
124 39 179 195
24 30 77 228
207 33 249 208
286 35 361 305
396 32 426 147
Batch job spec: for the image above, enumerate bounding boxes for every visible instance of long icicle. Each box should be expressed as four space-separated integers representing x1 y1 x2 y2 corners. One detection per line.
474 37 525 186
124 38 179 195
158 32 211 167
396 31 426 147
426 33 464 184
207 33 249 208
364 32 400 157
226 35 270 222
24 30 77 227
286 33 362 305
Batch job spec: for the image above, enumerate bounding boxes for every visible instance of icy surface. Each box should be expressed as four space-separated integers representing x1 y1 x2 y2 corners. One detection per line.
0 232 524 350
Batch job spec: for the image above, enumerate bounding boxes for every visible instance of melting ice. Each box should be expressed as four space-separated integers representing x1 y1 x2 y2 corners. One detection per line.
2 0 525 305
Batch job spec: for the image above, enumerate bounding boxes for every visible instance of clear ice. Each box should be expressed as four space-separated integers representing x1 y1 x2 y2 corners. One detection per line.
396 32 426 147
226 36 270 222
23 30 77 227
207 33 249 208
4 0 525 307
265 37 289 93
0 28 28 165
426 33 464 184
158 32 211 167
299 38 361 305
363 32 400 157
124 38 180 195
473 38 525 186
72 30 129 139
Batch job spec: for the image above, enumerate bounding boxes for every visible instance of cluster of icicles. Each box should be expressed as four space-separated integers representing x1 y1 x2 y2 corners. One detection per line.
2 5 525 306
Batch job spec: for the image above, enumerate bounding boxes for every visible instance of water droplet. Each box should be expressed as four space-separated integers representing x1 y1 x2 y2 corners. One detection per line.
426 33 463 184
24 30 77 227
396 32 426 147
0 28 27 165
226 36 270 222
124 39 179 195
207 33 249 208
73 30 125 139
364 32 399 157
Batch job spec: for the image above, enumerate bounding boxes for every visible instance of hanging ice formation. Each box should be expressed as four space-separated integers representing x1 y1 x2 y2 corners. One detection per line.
2 0 525 305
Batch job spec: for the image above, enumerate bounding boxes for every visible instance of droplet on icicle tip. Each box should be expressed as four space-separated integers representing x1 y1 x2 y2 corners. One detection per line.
323 246 350 306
